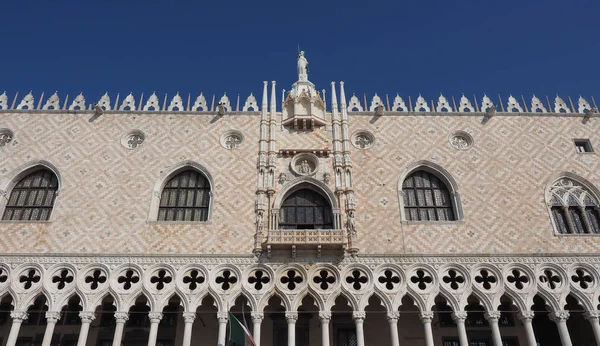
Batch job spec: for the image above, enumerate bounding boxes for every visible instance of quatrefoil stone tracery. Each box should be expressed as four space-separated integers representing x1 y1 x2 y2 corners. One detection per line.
215 270 237 291
346 270 368 290
52 269 74 290
117 270 140 290
182 270 205 290
474 269 497 290
248 270 270 290
571 269 593 289
410 270 433 290
150 270 172 290
313 270 336 290
378 270 400 290
20 269 41 290
85 270 106 290
442 269 465 290
281 270 303 290
507 269 529 290
539 269 561 290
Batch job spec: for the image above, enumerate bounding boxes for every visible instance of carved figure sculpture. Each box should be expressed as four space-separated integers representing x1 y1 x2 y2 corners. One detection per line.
297 51 308 78
300 160 311 174
347 210 356 235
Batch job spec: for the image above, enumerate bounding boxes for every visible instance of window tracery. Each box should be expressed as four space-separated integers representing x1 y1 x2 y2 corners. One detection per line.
2 168 58 221
402 170 455 221
548 178 600 234
158 169 211 222
279 189 333 229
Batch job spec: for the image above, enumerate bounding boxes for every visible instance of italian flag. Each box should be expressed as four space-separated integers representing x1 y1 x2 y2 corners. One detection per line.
228 313 256 346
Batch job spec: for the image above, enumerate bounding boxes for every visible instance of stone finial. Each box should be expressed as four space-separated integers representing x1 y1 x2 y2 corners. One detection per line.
218 93 231 112
167 93 184 111
16 91 34 110
507 95 523 113
98 92 111 111
459 94 475 112
0 92 7 110
369 93 384 112
143 92 160 111
481 94 494 113
554 95 571 113
531 95 547 113
42 92 60 110
242 93 258 111
436 94 452 112
119 93 136 111
578 95 593 113
414 94 430 112
347 94 363 112
192 93 207 111
392 94 408 112
69 93 86 110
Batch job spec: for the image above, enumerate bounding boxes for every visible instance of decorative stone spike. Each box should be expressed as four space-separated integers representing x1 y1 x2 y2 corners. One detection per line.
42 92 60 110
369 93 384 112
391 94 408 112
481 94 494 113
414 94 430 112
120 93 136 111
242 93 258 111
530 95 547 113
578 96 592 113
458 94 475 112
507 95 523 113
16 92 35 110
554 95 571 113
167 93 184 111
218 93 231 112
436 94 452 112
347 94 363 112
97 93 111 111
143 92 160 111
0 92 7 110
192 93 208 111
69 93 86 110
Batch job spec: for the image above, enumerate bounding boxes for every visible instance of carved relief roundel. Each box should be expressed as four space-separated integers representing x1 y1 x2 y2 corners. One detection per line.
290 153 319 176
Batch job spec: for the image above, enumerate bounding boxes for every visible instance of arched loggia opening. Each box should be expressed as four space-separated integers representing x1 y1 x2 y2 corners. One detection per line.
331 295 356 346
531 294 561 346
362 295 387 346
564 294 595 345
0 296 14 344
397 295 422 344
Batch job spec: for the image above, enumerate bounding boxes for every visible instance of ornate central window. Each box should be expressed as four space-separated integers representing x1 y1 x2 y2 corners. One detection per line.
402 170 455 221
279 189 333 229
2 168 58 221
158 169 211 221
548 178 600 234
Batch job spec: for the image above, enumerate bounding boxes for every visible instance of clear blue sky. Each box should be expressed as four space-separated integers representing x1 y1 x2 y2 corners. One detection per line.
2 1 599 107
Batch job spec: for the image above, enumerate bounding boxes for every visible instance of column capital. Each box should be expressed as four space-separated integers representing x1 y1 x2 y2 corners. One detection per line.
352 311 366 322
517 310 535 321
114 312 129 323
285 311 298 323
10 311 28 321
45 311 62 322
583 310 600 321
319 311 331 322
148 312 163 323
217 311 229 322
251 311 264 323
79 311 96 323
550 310 570 322
182 312 196 323
419 311 434 323
451 311 468 322
484 310 502 322
386 311 400 323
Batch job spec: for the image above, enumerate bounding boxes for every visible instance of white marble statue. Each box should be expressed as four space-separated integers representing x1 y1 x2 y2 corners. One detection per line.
297 51 308 79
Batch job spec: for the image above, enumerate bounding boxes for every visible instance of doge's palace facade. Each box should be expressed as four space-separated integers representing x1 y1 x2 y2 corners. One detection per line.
0 53 599 346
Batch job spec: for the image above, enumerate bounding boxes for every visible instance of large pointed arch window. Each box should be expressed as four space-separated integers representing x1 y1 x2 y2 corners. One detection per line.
158 169 211 221
548 178 600 234
2 168 59 221
280 189 333 229
402 170 455 221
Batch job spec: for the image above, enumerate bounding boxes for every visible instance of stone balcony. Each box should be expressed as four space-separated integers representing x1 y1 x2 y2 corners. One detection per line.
263 229 346 258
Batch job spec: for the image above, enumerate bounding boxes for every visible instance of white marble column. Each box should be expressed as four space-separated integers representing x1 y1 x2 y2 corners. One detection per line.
387 311 400 346
285 311 298 346
419 311 434 346
352 311 366 346
147 312 163 346
182 312 196 346
484 311 503 346
517 311 537 346
77 311 96 346
451 311 469 346
583 310 600 346
217 312 228 346
41 311 61 346
112 312 129 346
251 311 264 346
6 311 28 346
319 312 331 346
550 310 572 346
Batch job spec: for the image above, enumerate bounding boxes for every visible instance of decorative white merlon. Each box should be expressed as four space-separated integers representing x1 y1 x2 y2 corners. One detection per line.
218 93 231 112
347 94 363 112
192 93 207 111
16 92 34 110
414 94 430 112
69 93 86 110
578 96 592 113
168 93 184 111
143 92 160 111
119 93 136 111
369 94 384 111
97 93 111 111
392 94 408 112
530 95 547 113
481 94 494 113
42 92 60 110
554 95 570 113
458 95 475 112
436 94 452 112
0 92 7 110
506 95 523 113
242 93 258 111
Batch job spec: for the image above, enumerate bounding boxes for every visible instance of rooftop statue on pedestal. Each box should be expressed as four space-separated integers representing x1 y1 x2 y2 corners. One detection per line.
297 51 309 81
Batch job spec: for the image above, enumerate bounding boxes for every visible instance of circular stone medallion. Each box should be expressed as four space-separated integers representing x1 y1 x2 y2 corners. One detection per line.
290 153 319 176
